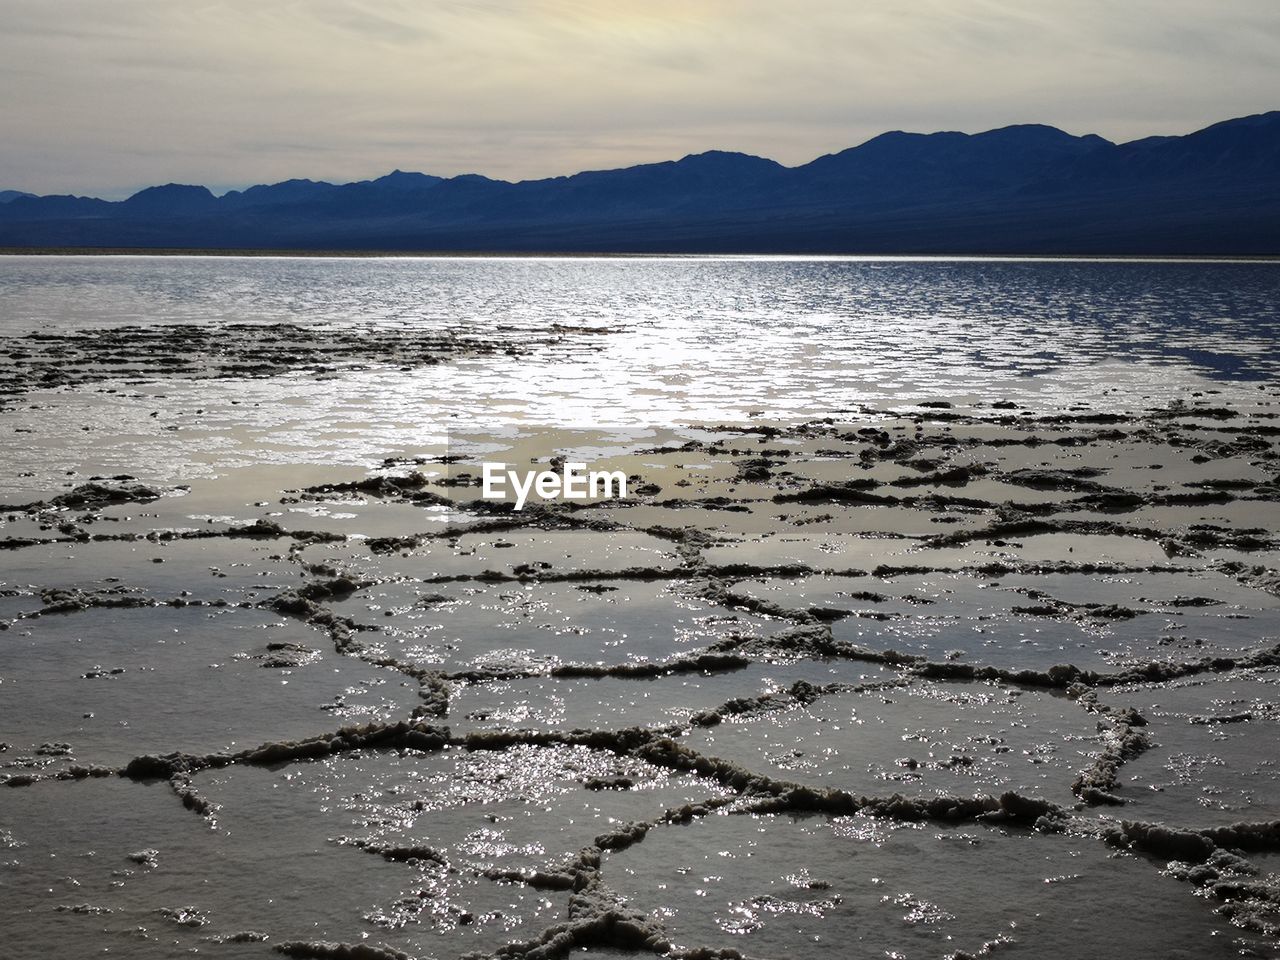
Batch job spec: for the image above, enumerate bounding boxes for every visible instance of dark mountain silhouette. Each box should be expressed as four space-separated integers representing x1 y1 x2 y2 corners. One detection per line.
121 184 219 218
2 111 1278 254
0 190 35 204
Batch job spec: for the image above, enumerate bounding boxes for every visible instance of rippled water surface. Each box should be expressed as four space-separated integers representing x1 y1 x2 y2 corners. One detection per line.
1 255 1277 484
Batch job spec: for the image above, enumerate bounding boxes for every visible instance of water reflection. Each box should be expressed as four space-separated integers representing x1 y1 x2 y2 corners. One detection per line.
0 255 1276 485
1 256 1276 383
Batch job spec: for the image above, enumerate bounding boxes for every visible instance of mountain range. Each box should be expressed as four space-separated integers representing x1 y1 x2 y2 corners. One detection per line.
2 111 1278 254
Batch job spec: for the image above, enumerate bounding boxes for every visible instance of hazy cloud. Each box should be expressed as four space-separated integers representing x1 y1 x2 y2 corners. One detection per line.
1 0 1275 197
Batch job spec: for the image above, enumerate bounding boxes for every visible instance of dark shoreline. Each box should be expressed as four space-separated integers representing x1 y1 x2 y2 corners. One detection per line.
2 246 1278 261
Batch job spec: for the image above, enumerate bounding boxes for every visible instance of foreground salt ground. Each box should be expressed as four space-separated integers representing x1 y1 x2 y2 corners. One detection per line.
2 401 1280 959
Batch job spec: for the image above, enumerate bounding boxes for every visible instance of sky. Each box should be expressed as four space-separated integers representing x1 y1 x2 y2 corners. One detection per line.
2 0 1278 199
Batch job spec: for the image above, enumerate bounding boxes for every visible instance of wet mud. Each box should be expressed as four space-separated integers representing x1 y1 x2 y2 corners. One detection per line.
0 320 617 410
3 400 1280 958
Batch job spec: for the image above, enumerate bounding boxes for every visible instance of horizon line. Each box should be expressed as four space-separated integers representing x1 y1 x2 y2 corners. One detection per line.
3 249 1278 264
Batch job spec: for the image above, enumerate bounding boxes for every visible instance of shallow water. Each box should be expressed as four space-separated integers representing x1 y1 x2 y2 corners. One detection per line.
2 257 1280 959
1 255 1279 486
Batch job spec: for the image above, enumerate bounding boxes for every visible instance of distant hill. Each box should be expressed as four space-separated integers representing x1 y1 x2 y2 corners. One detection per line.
2 112 1279 254
0 190 35 204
